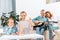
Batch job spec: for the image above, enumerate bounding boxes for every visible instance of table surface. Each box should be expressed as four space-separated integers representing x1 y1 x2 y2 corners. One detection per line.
0 34 44 40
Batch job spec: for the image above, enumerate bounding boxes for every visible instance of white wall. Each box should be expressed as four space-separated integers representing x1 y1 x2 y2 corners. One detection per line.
45 2 60 20
16 0 46 19
50 0 56 3
16 0 60 20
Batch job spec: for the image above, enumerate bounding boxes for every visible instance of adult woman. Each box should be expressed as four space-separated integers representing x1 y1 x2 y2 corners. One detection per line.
45 11 55 40
18 11 34 35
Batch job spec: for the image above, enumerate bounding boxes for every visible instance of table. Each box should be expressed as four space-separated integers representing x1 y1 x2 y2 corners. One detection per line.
0 34 44 40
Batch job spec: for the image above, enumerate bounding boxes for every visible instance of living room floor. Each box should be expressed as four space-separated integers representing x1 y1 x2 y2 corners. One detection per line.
44 30 60 40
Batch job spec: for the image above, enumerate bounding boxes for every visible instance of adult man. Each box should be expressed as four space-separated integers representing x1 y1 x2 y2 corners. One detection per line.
32 10 48 40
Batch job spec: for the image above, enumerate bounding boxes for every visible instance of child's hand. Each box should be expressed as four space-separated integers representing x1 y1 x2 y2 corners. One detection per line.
11 33 16 35
17 32 24 36
29 18 35 26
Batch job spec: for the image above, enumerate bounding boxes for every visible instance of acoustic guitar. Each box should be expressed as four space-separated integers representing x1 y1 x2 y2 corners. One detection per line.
33 21 44 30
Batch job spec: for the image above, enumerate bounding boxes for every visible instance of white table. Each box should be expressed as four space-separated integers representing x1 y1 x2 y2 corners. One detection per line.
0 34 44 40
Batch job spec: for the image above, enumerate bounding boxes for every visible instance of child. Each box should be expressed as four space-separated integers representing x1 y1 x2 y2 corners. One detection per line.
4 17 18 35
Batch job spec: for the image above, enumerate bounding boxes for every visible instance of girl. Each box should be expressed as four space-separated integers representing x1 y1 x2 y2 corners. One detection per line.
18 11 34 35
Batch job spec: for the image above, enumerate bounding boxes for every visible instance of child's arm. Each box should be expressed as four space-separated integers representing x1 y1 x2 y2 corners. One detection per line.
29 18 35 26
18 24 24 35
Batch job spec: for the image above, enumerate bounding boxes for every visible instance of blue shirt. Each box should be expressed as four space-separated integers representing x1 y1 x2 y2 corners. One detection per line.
32 16 48 30
4 25 18 35
32 16 48 23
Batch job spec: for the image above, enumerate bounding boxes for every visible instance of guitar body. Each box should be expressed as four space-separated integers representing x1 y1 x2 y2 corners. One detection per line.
33 21 44 30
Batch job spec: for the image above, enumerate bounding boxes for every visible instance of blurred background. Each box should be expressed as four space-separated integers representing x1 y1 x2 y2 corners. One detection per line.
0 0 60 23
0 0 60 29
0 0 60 40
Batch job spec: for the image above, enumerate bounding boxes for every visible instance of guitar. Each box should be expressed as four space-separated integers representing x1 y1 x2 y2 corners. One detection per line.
33 21 44 30
34 21 43 25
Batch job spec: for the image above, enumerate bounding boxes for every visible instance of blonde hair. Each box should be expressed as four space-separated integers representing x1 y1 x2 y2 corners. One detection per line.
20 11 27 20
7 17 14 24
